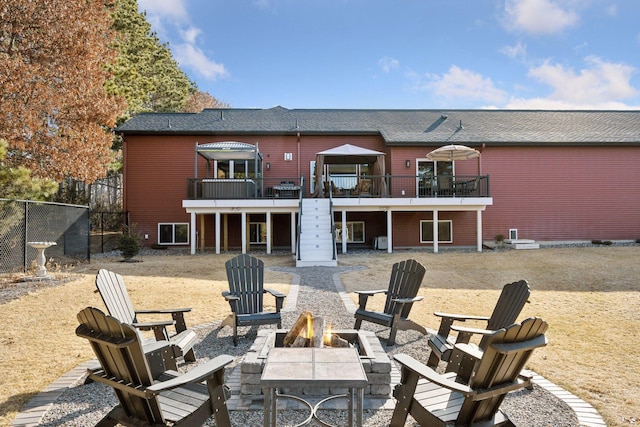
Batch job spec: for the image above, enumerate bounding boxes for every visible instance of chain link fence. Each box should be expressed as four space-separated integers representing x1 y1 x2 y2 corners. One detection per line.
90 211 129 253
0 199 90 274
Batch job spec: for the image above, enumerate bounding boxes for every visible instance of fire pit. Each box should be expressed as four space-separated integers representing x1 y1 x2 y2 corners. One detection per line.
240 312 393 397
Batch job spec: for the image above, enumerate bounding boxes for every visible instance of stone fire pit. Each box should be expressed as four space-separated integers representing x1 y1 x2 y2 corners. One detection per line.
240 329 392 397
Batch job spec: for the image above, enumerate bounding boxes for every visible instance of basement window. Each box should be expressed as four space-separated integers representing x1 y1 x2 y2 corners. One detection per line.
420 220 452 243
335 221 365 243
250 222 267 244
158 223 189 245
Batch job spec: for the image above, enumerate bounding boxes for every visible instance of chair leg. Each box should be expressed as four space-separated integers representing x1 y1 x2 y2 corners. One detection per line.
232 323 238 347
354 318 362 329
184 348 196 363
389 372 419 427
427 351 441 368
387 326 398 346
207 369 232 427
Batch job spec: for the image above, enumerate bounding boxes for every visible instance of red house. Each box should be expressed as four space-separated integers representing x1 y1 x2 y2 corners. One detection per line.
117 107 640 266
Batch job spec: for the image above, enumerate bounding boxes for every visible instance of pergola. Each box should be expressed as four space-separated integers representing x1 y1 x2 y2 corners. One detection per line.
312 144 387 197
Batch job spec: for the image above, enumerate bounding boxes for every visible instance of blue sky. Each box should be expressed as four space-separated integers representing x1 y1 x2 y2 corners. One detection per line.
138 0 640 110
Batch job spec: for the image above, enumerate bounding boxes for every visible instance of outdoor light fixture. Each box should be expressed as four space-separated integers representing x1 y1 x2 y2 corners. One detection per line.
406 159 411 168
266 162 270 170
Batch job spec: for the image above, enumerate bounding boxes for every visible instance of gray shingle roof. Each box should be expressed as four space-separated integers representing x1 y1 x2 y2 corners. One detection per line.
116 106 640 146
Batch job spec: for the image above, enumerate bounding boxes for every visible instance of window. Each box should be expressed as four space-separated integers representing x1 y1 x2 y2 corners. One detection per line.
420 220 452 243
250 222 267 244
158 223 189 245
335 221 365 243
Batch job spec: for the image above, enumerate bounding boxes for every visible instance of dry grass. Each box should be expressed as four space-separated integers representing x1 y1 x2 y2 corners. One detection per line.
1 247 638 426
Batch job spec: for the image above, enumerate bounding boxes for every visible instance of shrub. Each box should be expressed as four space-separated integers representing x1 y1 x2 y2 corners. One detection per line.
495 234 505 242
119 225 142 260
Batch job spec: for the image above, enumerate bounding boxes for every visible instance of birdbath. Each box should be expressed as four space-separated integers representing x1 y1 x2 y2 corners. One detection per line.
27 241 57 278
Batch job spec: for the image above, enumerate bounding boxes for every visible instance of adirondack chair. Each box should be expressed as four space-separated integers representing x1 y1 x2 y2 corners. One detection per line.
353 259 427 346
427 279 530 374
390 317 549 427
221 254 286 346
76 307 232 427
95 269 197 363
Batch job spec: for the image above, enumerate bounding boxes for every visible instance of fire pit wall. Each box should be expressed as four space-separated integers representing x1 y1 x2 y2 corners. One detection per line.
240 329 392 397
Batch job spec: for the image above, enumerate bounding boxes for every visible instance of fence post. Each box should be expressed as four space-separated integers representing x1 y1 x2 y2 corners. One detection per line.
23 201 28 273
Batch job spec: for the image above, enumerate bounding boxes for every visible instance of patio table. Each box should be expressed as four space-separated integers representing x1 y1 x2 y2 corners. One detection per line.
261 347 368 427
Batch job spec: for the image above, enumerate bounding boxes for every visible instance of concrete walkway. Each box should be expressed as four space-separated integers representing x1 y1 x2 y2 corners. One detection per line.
12 269 605 427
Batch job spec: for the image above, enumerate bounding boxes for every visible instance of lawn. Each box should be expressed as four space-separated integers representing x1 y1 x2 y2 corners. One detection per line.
0 246 637 426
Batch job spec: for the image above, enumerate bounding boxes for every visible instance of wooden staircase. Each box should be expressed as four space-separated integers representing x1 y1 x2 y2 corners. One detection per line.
296 198 337 267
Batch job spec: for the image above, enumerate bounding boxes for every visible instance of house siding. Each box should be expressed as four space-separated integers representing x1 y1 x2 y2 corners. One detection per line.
482 146 640 241
119 108 640 251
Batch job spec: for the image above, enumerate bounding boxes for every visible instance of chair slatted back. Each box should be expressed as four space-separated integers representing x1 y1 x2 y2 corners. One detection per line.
461 317 548 424
486 280 530 330
480 280 530 349
383 259 426 319
226 254 265 314
76 307 163 424
96 269 137 324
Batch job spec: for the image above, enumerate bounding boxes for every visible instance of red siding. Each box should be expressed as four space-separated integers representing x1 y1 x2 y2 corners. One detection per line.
124 133 640 249
482 146 640 241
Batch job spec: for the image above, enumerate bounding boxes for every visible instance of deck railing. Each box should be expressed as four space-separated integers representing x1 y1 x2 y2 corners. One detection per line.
186 175 490 200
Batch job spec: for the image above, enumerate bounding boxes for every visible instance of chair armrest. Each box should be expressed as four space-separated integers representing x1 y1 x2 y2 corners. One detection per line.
264 288 286 312
135 308 192 334
433 312 490 322
450 324 494 345
222 291 240 301
136 308 192 315
264 288 286 298
147 354 234 393
354 289 387 296
392 296 424 305
355 289 387 310
394 353 472 395
450 324 495 336
132 320 175 330
432 312 490 339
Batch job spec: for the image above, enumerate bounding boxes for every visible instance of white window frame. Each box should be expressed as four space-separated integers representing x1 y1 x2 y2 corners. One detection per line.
158 223 189 245
420 220 453 243
335 221 365 243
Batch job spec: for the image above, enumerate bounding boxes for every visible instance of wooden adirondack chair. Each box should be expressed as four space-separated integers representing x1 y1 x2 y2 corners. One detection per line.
76 307 232 427
391 317 549 427
221 254 286 346
427 279 530 373
95 269 197 363
353 259 427 346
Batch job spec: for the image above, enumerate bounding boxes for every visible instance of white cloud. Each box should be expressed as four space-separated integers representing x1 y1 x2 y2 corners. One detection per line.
138 0 188 22
503 0 579 34
528 56 638 104
174 44 229 81
421 66 508 105
138 0 229 83
180 27 201 45
378 57 399 73
500 41 527 59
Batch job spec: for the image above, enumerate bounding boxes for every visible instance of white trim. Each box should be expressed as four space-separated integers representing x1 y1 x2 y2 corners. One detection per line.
158 222 190 246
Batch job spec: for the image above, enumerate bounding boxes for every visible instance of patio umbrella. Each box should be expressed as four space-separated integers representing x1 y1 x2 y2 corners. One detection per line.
426 144 480 161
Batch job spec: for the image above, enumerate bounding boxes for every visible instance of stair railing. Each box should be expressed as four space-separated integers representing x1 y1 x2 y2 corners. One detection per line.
296 176 304 261
329 182 337 261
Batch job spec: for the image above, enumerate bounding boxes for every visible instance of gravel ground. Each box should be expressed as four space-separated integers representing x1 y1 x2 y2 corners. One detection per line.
38 264 579 426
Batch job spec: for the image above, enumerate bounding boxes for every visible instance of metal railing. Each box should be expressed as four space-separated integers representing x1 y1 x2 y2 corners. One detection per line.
187 175 489 200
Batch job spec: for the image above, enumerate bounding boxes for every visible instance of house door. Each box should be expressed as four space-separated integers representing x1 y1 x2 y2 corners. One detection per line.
417 160 453 196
